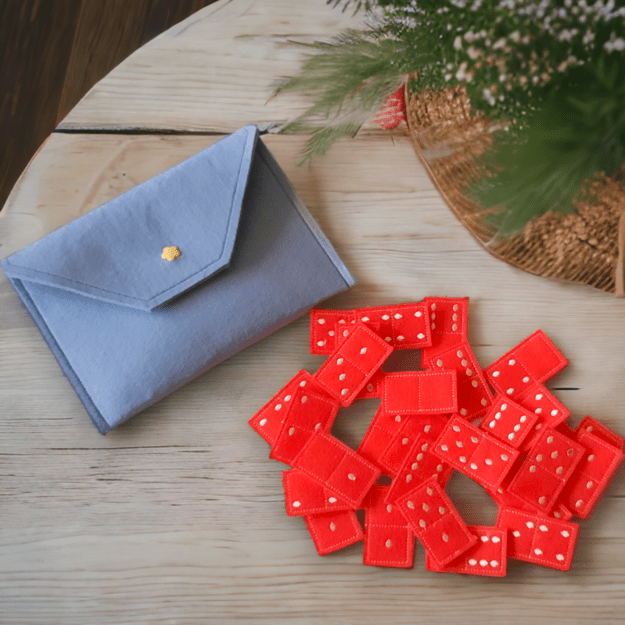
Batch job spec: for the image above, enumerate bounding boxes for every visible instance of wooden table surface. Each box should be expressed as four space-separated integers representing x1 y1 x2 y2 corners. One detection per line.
1 1 624 623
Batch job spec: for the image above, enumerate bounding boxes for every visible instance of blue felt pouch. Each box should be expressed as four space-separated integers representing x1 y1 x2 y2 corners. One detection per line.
0 126 354 433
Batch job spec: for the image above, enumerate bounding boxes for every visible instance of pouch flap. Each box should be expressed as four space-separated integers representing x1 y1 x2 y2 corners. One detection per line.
1 125 259 310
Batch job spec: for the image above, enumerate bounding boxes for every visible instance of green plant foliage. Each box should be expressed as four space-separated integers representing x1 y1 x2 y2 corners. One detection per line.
469 52 625 234
276 31 421 161
279 1 625 232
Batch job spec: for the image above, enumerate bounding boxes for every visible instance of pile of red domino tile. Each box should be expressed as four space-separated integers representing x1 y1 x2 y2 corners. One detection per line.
249 297 624 575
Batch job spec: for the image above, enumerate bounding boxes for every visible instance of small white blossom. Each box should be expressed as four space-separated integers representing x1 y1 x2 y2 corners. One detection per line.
483 88 496 106
605 37 625 52
454 35 463 50
467 45 482 59
455 61 469 80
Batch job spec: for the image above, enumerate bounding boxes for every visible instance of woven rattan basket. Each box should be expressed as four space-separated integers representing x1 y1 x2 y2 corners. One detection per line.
404 79 625 296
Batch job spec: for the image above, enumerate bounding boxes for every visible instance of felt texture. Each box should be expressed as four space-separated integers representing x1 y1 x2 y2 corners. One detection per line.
304 510 364 556
357 405 409 471
283 470 352 517
382 371 458 415
506 428 584 513
485 330 567 399
353 369 386 400
397 477 477 567
497 507 579 571
487 484 542 515
354 303 432 350
480 396 539 449
311 303 432 355
425 526 507 577
378 415 449 479
363 486 415 568
577 416 625 449
309 309 355 355
514 384 570 450
420 297 469 366
426 340 493 420
1 126 355 433
314 323 393 407
432 415 519 489
269 388 340 465
292 431 381 508
249 370 321 447
384 434 453 505
558 429 624 519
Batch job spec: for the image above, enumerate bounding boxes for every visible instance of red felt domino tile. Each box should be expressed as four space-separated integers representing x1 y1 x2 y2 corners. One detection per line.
293 431 381 508
485 330 567 399
506 428 584 513
487 485 541 514
382 371 457 416
551 502 574 521
354 369 385 400
364 525 415 568
515 384 570 450
556 419 577 439
249 370 327 447
432 416 519 489
384 436 453 505
314 323 393 407
481 396 539 449
577 416 624 450
497 507 579 571
269 388 340 465
396 477 477 567
283 470 353 517
304 510 364 556
363 486 415 568
353 302 432 350
559 429 624 519
426 341 493 420
310 309 356 355
425 526 507 577
377 417 428 477
420 297 469 366
378 415 450 479
357 405 407 470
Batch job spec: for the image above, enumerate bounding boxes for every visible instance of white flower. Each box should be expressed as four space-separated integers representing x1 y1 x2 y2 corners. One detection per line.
605 37 625 52
467 45 482 59
454 35 463 50
483 88 496 106
455 61 469 80
583 30 595 44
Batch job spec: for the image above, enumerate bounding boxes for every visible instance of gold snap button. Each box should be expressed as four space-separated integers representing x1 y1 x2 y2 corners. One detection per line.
161 246 181 261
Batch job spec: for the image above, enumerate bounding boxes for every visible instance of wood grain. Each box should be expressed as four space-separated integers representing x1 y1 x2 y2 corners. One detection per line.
57 0 367 133
1 131 624 624
0 0 217 213
1 0 624 622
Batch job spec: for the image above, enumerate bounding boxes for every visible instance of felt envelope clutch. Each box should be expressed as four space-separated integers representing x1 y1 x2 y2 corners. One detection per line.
0 125 354 433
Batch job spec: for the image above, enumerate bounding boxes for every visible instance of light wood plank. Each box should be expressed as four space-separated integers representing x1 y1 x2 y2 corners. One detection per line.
1 132 624 623
58 0 368 132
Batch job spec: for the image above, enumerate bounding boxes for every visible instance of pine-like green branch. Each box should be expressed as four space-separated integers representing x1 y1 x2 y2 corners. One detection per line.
276 31 424 161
